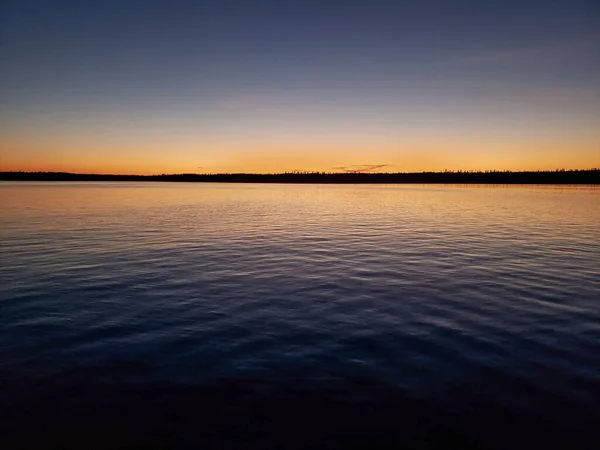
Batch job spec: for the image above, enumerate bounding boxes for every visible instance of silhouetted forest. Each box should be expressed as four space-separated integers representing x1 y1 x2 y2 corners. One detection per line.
1 169 599 184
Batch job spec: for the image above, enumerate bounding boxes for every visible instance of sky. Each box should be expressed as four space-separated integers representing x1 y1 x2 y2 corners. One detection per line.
1 0 599 174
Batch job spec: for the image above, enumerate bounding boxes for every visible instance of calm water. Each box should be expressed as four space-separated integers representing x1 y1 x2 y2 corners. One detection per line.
1 182 599 449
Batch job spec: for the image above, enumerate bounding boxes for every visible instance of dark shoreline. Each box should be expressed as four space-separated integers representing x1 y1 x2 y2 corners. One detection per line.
1 169 599 184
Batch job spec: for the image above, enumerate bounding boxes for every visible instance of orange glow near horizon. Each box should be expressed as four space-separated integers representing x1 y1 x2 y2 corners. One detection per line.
1 133 599 175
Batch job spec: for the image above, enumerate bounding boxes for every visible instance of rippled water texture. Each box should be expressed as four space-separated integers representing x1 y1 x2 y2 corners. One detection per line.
1 182 599 449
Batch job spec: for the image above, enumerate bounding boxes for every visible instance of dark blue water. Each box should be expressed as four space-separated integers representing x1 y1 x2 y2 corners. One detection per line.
1 182 599 449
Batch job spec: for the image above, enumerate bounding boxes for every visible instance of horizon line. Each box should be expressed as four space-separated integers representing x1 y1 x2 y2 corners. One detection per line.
2 168 600 177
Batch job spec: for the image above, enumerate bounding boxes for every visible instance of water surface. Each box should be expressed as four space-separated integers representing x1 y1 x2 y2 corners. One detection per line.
1 182 599 449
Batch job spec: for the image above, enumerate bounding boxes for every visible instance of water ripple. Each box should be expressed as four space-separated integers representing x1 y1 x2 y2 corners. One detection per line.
1 183 600 447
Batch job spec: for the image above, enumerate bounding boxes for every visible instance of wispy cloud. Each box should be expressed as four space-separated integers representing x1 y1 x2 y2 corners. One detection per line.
432 33 600 67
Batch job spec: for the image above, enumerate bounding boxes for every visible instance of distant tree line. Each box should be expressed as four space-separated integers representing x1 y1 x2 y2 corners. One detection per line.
1 169 599 184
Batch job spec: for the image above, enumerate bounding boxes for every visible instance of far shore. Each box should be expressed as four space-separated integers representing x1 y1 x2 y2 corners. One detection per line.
1 169 599 184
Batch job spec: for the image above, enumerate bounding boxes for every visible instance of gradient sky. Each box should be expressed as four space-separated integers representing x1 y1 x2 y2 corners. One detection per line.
1 0 599 174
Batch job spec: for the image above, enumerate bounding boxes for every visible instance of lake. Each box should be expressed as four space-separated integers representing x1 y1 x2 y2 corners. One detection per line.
1 182 599 449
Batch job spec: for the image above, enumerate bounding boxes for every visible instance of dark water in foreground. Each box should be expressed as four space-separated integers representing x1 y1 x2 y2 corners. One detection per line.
1 182 599 449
